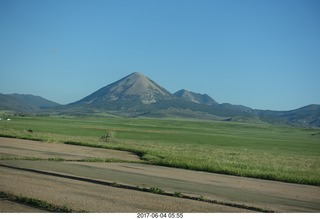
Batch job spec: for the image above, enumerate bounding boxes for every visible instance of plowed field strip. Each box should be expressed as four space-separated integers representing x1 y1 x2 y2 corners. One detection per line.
0 137 140 161
0 164 264 212
0 166 252 213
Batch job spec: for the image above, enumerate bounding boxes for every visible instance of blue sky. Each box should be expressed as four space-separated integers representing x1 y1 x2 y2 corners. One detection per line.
0 0 319 110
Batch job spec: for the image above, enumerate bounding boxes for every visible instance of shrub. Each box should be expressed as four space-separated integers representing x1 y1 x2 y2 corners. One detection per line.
101 130 116 142
174 191 183 198
149 187 165 194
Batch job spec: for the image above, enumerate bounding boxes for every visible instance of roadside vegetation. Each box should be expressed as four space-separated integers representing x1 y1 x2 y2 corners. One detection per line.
0 191 85 212
0 115 319 186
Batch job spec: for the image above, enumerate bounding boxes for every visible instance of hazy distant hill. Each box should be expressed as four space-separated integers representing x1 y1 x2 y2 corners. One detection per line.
174 89 218 105
257 104 320 128
0 93 60 113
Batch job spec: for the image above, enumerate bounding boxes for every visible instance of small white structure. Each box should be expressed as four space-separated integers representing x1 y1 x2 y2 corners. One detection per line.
7 118 11 121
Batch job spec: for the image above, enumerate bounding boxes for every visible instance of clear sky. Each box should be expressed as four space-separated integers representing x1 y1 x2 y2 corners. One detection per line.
1 0 319 110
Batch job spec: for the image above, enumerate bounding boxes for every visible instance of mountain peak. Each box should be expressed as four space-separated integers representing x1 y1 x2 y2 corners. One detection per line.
129 72 145 77
174 89 217 105
73 72 172 106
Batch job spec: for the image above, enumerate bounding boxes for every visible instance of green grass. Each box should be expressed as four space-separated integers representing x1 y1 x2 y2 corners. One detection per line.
0 115 319 186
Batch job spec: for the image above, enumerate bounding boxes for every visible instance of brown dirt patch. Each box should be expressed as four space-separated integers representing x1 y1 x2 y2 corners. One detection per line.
0 137 140 161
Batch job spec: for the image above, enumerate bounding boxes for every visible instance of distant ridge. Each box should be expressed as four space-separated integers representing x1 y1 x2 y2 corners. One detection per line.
0 93 60 113
257 104 320 128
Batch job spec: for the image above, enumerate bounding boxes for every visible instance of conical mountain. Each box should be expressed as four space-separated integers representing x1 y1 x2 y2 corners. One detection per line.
73 72 173 106
174 89 218 105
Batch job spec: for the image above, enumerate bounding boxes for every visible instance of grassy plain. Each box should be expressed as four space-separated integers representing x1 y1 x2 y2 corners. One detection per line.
0 115 319 186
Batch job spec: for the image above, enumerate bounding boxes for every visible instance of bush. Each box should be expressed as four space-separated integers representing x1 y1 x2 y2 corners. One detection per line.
100 130 116 142
149 187 165 194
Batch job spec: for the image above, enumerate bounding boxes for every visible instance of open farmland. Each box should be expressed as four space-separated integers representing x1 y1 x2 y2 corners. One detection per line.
0 116 320 212
1 116 320 185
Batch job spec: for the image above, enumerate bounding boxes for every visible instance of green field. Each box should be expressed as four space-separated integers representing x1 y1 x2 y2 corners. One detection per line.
1 115 319 186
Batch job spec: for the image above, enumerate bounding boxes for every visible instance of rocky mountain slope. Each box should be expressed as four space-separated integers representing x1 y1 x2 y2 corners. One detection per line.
174 89 218 105
71 72 172 107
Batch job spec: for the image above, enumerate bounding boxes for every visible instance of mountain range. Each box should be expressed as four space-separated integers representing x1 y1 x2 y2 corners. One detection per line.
1 72 319 127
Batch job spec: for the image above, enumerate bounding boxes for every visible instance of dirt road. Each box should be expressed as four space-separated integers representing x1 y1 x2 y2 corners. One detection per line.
0 137 319 212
